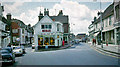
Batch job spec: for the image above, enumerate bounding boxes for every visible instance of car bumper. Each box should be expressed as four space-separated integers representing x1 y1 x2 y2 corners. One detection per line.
0 60 13 63
14 52 23 55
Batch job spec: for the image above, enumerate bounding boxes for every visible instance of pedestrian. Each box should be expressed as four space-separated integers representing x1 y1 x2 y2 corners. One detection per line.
92 38 96 46
62 40 65 46
106 41 108 46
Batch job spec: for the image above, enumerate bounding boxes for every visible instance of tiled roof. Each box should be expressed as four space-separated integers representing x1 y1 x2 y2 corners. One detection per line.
49 15 69 24
93 3 114 24
11 19 26 28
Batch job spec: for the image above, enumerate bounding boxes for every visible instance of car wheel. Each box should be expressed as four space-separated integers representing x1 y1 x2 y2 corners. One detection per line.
12 59 15 64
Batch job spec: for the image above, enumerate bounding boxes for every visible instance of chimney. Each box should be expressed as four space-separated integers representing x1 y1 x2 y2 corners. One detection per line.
6 13 12 21
58 10 63 16
94 17 97 21
44 8 49 16
38 11 43 21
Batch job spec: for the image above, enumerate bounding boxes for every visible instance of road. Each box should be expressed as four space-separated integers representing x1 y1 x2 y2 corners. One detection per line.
3 43 119 66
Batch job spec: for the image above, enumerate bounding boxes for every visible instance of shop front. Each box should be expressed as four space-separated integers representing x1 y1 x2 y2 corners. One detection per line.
37 33 63 48
38 35 55 46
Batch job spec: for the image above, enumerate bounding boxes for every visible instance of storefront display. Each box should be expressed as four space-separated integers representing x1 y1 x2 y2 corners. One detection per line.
38 35 55 46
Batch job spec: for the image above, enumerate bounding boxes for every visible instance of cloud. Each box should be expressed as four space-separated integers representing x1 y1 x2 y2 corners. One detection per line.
12 6 45 26
1 0 32 2
49 0 98 35
3 2 24 13
2 0 98 35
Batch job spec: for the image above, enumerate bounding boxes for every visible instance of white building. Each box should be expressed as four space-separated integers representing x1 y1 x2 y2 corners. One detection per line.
0 4 10 48
34 15 63 50
88 2 120 45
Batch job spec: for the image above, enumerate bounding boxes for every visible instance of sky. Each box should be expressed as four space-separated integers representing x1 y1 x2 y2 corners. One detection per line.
1 0 113 35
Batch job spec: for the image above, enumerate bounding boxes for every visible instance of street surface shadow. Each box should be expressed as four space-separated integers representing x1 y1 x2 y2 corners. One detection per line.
15 54 25 57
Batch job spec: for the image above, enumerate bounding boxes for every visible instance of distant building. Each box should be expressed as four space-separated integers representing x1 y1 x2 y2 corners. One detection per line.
76 34 87 42
88 22 95 43
38 8 70 44
34 15 64 49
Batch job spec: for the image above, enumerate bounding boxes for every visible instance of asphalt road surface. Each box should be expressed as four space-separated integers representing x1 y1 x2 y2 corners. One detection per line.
3 43 119 66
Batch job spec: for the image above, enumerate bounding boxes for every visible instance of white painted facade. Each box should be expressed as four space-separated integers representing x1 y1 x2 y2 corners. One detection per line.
0 20 10 48
90 13 119 45
0 4 10 48
34 15 63 49
19 28 26 45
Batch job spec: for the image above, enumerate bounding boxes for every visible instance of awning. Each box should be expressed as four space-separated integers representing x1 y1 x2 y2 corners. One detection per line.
94 32 100 37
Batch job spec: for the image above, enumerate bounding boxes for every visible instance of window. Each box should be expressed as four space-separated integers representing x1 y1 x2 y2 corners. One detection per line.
41 25 52 29
57 24 59 31
45 25 47 29
103 20 104 27
41 25 44 29
12 29 18 33
96 24 97 28
49 25 52 29
22 29 24 34
105 19 108 27
109 16 111 25
13 37 16 42
116 6 119 20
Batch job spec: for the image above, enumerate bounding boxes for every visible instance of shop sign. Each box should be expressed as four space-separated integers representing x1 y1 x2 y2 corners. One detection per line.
42 30 51 32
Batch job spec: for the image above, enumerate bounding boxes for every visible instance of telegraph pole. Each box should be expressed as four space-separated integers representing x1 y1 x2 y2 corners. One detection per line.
100 0 103 48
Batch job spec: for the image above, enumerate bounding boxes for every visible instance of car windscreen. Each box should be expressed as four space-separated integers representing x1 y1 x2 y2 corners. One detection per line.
0 50 10 54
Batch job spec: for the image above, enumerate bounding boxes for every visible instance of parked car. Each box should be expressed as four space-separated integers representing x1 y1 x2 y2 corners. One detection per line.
12 46 23 56
0 47 15 64
32 43 35 49
75 39 79 44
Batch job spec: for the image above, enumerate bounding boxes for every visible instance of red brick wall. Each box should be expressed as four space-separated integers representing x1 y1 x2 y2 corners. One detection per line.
63 23 69 33
11 22 20 36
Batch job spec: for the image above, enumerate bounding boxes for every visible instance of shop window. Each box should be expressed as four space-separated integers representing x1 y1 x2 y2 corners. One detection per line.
44 37 49 45
38 37 43 45
50 37 55 45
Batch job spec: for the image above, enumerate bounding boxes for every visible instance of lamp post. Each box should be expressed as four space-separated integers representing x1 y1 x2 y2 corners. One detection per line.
71 23 75 33
71 23 75 41
100 0 103 48
93 0 103 48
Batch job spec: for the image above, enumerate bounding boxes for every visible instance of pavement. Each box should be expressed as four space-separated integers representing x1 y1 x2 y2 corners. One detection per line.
88 42 120 58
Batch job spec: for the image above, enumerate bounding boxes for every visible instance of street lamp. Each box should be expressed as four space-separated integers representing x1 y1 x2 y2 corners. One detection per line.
71 23 75 33
100 0 103 48
70 23 75 41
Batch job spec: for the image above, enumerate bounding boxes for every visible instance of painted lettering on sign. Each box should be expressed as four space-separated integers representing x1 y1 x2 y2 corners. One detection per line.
42 30 51 32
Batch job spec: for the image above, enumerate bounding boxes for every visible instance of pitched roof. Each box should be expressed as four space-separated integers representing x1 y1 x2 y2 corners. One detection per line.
11 19 26 28
49 15 68 24
93 3 114 24
33 15 57 28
